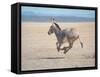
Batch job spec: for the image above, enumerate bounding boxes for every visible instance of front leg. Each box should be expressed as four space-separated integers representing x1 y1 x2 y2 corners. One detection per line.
56 42 61 52
56 42 59 52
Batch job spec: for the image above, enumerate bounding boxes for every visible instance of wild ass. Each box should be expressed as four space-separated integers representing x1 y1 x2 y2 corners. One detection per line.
48 18 83 54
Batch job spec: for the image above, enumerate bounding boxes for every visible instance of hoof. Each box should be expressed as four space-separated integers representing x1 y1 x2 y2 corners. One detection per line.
63 50 68 54
64 51 66 54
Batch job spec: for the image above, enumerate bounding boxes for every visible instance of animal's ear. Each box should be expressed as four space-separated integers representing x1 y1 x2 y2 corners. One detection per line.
51 17 53 22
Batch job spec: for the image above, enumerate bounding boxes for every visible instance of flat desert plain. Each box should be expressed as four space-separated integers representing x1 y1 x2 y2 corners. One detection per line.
21 22 95 71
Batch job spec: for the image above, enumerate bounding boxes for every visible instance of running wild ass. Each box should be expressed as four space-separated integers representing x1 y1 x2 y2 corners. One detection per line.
48 18 83 54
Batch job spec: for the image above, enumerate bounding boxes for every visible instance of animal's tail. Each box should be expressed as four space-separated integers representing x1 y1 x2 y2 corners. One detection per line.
78 37 83 48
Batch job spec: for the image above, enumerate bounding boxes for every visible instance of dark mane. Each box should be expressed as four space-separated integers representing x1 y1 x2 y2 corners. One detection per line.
54 23 61 31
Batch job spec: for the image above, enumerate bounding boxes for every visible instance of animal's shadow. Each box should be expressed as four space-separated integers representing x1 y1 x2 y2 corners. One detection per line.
37 57 65 60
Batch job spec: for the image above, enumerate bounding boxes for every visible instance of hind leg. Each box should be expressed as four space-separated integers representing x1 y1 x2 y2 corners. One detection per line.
63 37 78 54
63 42 73 54
61 47 69 50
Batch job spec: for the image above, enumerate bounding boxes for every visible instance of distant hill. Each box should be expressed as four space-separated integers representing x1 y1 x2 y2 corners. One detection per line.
22 15 95 22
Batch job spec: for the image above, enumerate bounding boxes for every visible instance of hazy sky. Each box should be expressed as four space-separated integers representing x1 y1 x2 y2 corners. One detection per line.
21 6 95 18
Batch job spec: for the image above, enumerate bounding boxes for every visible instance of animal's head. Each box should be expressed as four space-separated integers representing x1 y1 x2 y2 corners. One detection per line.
48 18 61 35
48 24 55 35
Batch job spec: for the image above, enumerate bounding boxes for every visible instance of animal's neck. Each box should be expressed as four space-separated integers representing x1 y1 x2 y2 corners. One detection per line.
53 28 61 41
54 27 60 34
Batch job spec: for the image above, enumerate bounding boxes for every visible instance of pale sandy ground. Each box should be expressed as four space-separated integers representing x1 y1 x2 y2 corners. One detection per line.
21 22 95 71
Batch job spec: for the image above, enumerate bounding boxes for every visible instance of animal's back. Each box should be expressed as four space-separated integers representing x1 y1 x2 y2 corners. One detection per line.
62 28 79 39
